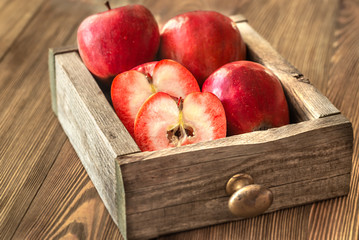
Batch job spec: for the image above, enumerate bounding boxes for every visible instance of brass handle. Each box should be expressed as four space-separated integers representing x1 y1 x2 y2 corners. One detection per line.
226 173 273 218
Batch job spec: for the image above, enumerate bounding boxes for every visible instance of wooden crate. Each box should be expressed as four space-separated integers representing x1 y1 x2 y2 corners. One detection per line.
49 16 353 240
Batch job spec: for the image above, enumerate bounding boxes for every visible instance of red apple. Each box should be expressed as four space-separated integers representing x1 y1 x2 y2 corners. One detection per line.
131 61 158 76
134 92 226 151
202 61 289 135
111 59 200 137
77 3 160 85
159 10 246 86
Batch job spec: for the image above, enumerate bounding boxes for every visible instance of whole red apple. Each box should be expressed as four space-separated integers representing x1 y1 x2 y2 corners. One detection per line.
77 3 160 85
111 59 200 137
159 11 246 86
202 61 289 135
134 92 226 151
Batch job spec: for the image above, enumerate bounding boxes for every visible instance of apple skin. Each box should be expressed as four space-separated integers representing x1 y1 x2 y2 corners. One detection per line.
134 92 226 151
131 61 158 76
111 59 200 137
202 61 290 136
159 11 246 86
77 5 160 85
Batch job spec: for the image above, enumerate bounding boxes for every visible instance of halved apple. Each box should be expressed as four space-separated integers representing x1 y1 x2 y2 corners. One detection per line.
134 92 226 151
111 59 200 137
131 61 158 76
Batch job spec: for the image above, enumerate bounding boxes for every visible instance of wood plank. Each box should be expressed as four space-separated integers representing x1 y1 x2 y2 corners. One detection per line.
55 51 139 155
12 140 123 240
241 1 338 95
0 1 95 240
55 51 140 238
0 0 46 61
308 0 359 239
120 0 246 29
127 174 349 239
117 114 352 239
159 205 311 239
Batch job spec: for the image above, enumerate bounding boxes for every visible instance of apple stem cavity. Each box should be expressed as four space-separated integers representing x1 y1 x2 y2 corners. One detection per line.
104 1 111 10
144 73 157 93
145 73 153 84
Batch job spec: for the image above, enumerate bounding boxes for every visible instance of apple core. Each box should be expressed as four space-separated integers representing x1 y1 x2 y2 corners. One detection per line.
166 98 195 147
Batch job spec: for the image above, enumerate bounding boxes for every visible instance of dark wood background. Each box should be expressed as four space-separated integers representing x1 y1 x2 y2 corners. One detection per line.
0 0 358 239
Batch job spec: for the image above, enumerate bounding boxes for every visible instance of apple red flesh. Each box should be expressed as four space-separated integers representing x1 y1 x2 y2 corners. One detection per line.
111 59 200 137
202 61 290 135
77 5 160 85
134 92 226 151
159 11 246 86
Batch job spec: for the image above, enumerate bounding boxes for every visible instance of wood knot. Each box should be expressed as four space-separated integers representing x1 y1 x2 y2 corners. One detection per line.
109 132 116 139
291 72 311 84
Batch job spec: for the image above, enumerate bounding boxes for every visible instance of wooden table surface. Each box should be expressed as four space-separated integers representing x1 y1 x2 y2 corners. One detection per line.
1 0 358 239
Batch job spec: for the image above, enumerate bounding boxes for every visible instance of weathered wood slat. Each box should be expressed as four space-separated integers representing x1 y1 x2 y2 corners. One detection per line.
55 51 139 156
127 174 349 239
48 45 78 115
55 51 140 239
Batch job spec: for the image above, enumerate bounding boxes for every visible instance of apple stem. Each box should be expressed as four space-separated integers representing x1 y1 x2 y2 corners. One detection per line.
104 1 111 10
177 97 183 111
145 73 153 84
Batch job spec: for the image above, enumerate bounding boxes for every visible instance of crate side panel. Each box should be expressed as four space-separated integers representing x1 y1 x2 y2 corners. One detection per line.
126 173 349 239
235 21 340 122
56 52 139 155
119 115 352 239
55 52 139 236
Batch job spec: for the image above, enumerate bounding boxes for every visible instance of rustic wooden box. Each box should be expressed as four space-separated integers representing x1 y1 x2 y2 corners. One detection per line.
49 17 353 240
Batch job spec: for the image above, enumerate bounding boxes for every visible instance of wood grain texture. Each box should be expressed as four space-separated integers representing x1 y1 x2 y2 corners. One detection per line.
12 140 123 240
0 1 96 240
117 114 351 239
241 0 339 96
120 0 246 29
55 51 139 238
128 175 348 239
159 205 311 240
308 0 359 239
0 0 46 61
55 51 139 155
49 45 78 115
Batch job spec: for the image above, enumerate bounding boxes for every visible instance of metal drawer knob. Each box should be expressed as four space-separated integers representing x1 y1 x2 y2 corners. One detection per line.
226 173 273 218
